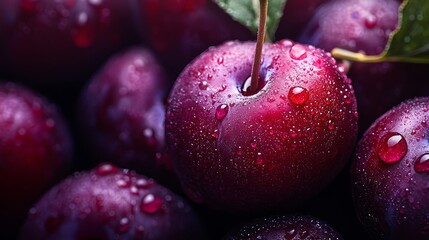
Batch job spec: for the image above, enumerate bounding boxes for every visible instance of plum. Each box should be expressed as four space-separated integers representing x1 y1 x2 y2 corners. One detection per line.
79 48 175 186
0 82 72 237
166 40 358 213
19 163 206 240
0 0 138 84
224 215 343 240
352 97 429 239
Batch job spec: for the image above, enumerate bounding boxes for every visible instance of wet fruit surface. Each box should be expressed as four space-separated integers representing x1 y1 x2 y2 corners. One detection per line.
224 215 343 240
352 97 429 239
0 0 137 84
19 163 206 240
166 40 358 213
79 48 176 186
0 82 72 235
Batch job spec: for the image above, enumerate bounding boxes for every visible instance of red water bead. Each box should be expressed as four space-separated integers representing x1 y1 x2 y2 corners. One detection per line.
414 153 429 173
140 194 163 214
288 86 310 106
377 132 407 164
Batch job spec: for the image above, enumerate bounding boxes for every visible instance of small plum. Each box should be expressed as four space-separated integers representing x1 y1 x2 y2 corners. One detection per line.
224 215 343 240
79 48 174 185
166 40 358 213
19 163 206 240
352 97 429 239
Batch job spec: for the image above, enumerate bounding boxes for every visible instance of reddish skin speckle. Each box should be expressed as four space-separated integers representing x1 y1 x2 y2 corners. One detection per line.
166 41 358 213
0 0 137 84
224 215 343 240
19 163 206 240
352 98 429 240
79 48 176 187
0 82 72 235
134 0 253 75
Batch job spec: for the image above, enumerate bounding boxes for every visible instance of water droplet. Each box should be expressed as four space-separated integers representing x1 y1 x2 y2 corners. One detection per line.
116 179 131 188
116 217 130 234
215 104 229 121
284 226 297 239
95 163 118 176
289 44 307 60
414 153 429 173
217 57 224 64
72 12 95 48
288 86 309 105
88 0 103 6
140 194 163 214
136 178 151 189
212 129 219 139
378 133 408 164
328 120 335 131
130 186 139 195
279 39 294 47
199 81 208 90
364 14 377 29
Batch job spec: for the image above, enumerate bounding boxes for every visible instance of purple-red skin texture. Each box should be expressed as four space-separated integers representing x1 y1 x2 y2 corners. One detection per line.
79 48 174 183
299 0 399 55
0 0 137 84
276 0 330 41
352 98 429 239
299 0 409 133
166 40 358 214
19 163 206 240
0 82 72 224
224 215 343 240
133 0 253 75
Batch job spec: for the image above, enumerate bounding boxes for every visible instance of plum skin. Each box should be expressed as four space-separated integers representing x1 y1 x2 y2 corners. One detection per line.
0 82 72 235
133 0 253 75
352 97 429 239
166 40 358 214
0 0 137 84
224 215 343 240
79 48 175 185
19 163 206 240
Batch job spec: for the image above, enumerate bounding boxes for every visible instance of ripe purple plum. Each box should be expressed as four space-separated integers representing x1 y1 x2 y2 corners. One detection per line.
298 0 418 132
166 40 358 213
19 163 206 240
352 97 429 239
0 0 137 84
0 82 72 236
79 48 175 185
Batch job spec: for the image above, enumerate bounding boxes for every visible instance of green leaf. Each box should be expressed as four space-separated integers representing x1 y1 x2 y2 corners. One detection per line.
332 0 429 64
214 0 287 41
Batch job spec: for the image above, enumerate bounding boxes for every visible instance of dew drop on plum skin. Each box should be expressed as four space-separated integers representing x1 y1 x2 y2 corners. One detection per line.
0 82 73 238
352 97 429 239
19 163 207 240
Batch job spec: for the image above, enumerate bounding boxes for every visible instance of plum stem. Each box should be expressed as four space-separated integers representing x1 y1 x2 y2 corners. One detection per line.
249 0 268 93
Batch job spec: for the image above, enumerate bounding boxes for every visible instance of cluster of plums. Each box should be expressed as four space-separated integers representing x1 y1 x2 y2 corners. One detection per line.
0 0 427 239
